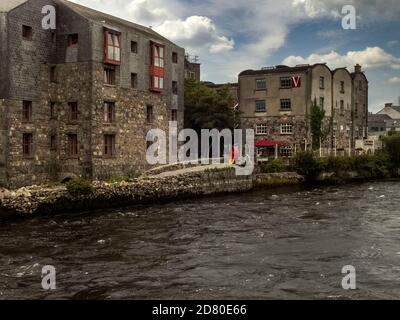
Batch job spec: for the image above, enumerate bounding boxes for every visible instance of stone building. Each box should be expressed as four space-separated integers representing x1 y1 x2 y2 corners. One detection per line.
184 54 201 82
0 0 185 188
377 103 400 119
238 63 368 160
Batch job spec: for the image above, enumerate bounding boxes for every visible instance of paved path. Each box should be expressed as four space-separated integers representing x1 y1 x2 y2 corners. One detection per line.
151 163 232 178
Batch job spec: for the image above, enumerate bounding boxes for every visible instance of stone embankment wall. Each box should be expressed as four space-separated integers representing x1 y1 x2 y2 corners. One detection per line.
0 169 303 219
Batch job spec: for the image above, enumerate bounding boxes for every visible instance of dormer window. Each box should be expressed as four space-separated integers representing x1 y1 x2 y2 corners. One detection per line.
104 30 121 64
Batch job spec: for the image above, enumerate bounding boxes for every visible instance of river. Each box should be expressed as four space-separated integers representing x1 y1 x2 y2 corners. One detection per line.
1 180 400 299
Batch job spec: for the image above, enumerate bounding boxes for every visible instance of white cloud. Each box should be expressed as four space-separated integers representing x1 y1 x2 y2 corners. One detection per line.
388 77 400 84
154 16 234 54
282 47 400 70
388 40 399 47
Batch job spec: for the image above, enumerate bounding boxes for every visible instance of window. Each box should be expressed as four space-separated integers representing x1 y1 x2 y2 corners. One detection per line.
50 102 56 120
319 97 324 110
68 102 78 122
22 101 32 122
280 145 293 157
340 81 345 93
280 77 292 89
171 109 178 121
104 134 116 157
104 31 121 64
255 79 266 90
152 76 164 90
131 73 137 88
146 105 154 123
152 44 164 68
104 102 115 123
22 25 32 40
340 100 344 114
281 123 293 135
319 76 325 89
51 32 56 43
50 135 57 151
23 133 33 157
280 99 291 111
255 100 266 113
359 80 362 91
131 41 138 53
150 43 165 91
104 66 116 85
189 71 195 79
355 103 359 118
67 134 78 157
172 81 178 95
67 34 78 47
256 124 268 135
172 52 178 63
50 66 56 83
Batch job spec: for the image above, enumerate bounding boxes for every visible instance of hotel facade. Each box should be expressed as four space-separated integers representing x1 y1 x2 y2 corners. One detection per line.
238 63 368 160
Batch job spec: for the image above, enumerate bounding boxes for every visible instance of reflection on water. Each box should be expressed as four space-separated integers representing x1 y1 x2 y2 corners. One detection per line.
1 181 400 299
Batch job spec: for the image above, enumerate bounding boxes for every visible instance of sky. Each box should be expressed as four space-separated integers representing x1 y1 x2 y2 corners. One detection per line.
70 0 400 112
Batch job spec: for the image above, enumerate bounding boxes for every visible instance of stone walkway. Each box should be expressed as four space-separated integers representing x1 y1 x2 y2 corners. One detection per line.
150 163 232 178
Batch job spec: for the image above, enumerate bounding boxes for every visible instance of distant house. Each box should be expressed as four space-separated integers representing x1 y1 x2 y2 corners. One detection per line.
368 114 392 133
377 103 400 119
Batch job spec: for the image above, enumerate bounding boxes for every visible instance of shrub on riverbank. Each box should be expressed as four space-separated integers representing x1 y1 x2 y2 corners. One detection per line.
65 178 93 196
259 159 290 173
383 135 400 173
293 152 391 183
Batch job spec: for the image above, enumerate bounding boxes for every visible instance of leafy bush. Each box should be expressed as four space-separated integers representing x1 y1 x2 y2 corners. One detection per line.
259 159 288 173
383 135 400 172
65 178 93 196
293 152 323 181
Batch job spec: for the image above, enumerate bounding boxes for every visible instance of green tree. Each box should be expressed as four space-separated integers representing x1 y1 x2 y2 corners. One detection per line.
383 135 400 173
184 79 236 133
309 98 331 151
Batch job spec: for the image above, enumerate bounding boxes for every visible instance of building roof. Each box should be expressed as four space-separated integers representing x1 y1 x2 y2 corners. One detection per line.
57 0 177 46
239 65 311 76
392 106 400 113
0 0 27 12
368 114 392 122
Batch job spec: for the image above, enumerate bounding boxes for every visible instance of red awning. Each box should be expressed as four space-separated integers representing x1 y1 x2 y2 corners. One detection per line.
256 139 285 147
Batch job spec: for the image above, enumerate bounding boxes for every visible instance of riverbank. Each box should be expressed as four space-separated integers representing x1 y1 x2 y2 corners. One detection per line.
0 167 304 219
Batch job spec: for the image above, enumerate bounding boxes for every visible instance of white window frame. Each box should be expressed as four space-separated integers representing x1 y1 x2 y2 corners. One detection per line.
256 124 268 135
281 123 293 135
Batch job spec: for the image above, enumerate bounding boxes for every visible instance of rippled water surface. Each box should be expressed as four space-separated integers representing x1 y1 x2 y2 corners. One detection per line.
1 181 400 299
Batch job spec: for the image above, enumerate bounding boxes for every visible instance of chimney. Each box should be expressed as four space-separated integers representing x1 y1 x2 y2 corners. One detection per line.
385 103 393 108
354 64 362 73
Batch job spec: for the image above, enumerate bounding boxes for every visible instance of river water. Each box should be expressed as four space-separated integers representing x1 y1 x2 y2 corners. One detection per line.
1 180 400 300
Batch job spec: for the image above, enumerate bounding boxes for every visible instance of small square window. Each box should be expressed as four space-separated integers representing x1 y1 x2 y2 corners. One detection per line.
50 66 56 83
23 133 33 157
172 81 178 95
22 25 32 40
131 73 138 88
50 135 57 151
22 101 32 122
104 101 115 123
281 123 293 135
50 102 56 120
280 99 291 111
280 77 292 89
256 124 268 135
255 79 266 90
172 52 178 63
104 66 116 85
255 100 266 113
146 105 154 123
68 102 78 122
131 41 138 53
67 134 78 157
104 134 116 157
171 109 178 121
67 34 78 47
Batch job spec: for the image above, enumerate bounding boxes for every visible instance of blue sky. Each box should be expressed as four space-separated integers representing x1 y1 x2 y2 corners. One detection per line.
71 0 400 112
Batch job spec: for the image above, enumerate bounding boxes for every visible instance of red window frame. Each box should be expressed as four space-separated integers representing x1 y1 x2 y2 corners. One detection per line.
149 41 165 92
104 30 121 65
